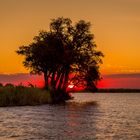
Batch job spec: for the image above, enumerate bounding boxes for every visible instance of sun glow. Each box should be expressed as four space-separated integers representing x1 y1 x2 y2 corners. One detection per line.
68 84 74 89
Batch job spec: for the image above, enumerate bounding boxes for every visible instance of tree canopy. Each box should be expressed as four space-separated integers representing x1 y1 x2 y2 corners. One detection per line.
16 17 104 102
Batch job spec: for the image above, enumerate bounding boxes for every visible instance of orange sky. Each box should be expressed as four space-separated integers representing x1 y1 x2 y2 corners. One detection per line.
0 0 140 74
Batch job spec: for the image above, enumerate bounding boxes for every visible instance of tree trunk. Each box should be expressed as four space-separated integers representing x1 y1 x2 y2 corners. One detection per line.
51 71 56 90
55 72 61 87
62 69 69 92
44 72 49 89
57 72 65 90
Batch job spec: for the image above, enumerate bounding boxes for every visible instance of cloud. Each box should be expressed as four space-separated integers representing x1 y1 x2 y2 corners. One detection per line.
0 73 44 87
103 73 140 78
98 73 140 89
0 73 140 89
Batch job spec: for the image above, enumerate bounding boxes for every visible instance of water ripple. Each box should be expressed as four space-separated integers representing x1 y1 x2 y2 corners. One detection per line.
0 93 139 140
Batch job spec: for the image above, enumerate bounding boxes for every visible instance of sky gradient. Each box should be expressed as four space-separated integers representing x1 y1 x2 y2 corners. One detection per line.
0 73 140 89
0 0 140 88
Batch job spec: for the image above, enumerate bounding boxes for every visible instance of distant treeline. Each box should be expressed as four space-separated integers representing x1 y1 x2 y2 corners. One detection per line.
70 88 140 93
97 88 140 93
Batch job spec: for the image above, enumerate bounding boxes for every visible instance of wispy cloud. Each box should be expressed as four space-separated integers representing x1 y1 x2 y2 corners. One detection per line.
0 73 140 88
0 73 43 87
103 73 140 78
98 73 140 89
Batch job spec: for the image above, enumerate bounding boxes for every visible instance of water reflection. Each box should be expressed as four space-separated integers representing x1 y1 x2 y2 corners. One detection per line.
63 102 99 139
0 93 139 140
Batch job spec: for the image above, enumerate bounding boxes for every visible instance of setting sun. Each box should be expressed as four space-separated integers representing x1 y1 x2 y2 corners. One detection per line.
68 84 74 89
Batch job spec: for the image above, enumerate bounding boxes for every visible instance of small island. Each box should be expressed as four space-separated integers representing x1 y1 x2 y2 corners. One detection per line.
16 17 103 105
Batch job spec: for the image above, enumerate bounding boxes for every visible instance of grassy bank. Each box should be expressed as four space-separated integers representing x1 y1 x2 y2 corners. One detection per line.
0 85 52 107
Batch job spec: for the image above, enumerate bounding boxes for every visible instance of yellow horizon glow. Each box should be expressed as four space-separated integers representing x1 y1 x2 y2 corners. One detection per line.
0 0 140 74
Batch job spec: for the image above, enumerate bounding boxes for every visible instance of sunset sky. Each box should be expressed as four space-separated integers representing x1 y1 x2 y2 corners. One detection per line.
0 0 140 88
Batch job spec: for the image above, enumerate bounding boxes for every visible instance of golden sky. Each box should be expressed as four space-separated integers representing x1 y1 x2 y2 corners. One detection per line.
0 0 140 74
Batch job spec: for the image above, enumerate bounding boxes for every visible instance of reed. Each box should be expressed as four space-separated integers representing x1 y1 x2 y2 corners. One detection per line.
0 84 52 106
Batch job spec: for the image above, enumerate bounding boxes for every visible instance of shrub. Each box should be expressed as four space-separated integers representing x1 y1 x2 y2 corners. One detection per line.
5 83 14 87
0 86 52 107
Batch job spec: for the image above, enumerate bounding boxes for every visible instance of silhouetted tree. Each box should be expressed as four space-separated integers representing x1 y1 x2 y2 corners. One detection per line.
0 83 3 87
16 17 103 102
5 83 14 87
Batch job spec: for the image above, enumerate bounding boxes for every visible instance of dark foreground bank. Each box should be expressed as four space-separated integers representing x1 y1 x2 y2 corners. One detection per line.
0 85 52 106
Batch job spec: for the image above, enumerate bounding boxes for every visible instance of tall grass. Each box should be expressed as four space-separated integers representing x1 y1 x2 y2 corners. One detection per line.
0 85 52 107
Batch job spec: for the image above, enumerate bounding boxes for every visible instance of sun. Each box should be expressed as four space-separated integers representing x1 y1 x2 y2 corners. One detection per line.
68 84 74 89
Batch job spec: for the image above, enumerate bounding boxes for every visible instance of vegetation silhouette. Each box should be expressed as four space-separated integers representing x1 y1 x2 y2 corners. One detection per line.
0 84 51 106
16 17 103 103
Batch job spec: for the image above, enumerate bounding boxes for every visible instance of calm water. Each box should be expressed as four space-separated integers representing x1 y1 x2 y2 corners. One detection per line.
0 93 139 140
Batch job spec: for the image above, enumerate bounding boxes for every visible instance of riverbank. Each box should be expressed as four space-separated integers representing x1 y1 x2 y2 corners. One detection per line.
0 85 52 107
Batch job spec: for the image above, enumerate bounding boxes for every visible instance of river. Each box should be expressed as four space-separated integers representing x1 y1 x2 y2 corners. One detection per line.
0 93 139 140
